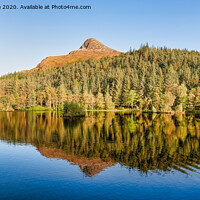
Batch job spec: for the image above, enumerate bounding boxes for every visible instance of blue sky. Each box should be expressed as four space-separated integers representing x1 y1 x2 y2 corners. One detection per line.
0 0 200 75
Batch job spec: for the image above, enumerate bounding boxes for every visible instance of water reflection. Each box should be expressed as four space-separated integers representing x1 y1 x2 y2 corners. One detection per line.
0 111 200 176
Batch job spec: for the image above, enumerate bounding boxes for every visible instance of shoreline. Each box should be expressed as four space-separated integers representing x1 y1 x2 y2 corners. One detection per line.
1 109 200 115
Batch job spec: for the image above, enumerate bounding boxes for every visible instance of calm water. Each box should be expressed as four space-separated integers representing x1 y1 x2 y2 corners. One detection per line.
1 111 200 199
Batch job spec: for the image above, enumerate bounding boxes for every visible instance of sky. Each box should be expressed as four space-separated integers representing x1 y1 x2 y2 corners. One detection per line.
0 0 200 76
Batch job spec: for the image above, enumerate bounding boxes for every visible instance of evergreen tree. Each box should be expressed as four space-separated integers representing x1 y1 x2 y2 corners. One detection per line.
121 76 130 107
105 88 115 110
128 90 138 109
36 91 46 106
174 84 188 112
27 91 36 107
95 91 105 110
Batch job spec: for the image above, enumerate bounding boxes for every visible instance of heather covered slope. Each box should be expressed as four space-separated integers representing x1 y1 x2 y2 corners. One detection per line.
32 38 120 71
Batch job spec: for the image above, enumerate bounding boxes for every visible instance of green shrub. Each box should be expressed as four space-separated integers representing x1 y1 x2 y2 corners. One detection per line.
56 105 64 111
64 102 85 115
20 106 52 111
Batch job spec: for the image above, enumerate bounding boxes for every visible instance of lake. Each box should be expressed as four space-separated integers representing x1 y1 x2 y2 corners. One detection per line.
0 111 200 199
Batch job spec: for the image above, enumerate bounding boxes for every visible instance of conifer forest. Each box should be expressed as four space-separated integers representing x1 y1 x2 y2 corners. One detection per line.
0 45 200 113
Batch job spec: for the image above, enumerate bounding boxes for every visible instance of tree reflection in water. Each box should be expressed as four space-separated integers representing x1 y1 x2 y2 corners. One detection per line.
1 111 200 176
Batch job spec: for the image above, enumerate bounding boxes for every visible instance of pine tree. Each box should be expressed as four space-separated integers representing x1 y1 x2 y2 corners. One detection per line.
162 91 176 112
95 91 105 110
27 91 36 107
121 76 130 107
82 90 95 110
194 87 200 110
105 88 115 110
112 76 123 107
128 90 138 109
36 91 46 106
151 87 161 111
174 84 188 112
187 88 196 111
57 83 67 107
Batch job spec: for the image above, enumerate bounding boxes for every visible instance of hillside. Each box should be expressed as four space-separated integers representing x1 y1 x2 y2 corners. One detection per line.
0 45 200 112
32 38 120 71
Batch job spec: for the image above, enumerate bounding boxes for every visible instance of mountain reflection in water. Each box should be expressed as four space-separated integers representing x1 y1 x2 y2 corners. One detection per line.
0 111 200 177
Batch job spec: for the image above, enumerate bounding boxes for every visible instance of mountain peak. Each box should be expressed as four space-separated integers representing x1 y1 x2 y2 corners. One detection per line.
79 38 115 52
80 38 100 50
68 38 118 54
31 38 121 71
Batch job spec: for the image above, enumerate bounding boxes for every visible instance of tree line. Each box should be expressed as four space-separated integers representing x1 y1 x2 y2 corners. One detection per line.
0 45 200 112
